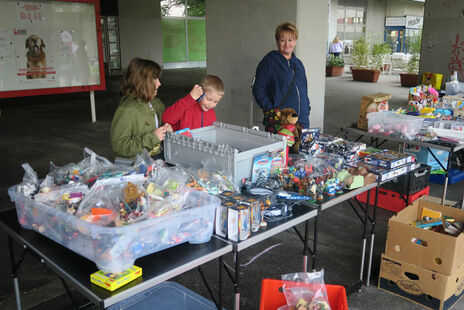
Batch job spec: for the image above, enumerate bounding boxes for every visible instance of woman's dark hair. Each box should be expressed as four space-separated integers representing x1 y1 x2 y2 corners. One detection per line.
120 57 162 102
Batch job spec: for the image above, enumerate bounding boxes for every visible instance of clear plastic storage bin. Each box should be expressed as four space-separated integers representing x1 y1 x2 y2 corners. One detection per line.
8 186 219 273
367 111 423 140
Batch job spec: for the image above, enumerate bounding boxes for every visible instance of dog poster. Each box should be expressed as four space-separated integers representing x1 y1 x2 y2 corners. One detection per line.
0 28 13 58
13 27 55 81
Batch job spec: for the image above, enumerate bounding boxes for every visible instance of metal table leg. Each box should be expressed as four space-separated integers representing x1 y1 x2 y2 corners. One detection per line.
359 189 370 283
234 251 240 310
8 236 22 310
219 256 223 310
366 185 379 286
442 151 452 205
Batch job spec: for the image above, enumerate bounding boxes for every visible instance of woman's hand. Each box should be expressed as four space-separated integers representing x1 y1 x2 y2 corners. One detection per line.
154 123 171 141
189 84 203 101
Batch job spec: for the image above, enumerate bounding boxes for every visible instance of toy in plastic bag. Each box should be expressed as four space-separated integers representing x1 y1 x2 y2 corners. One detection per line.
34 184 89 215
17 163 39 197
185 166 237 195
49 147 113 185
76 174 148 226
133 149 166 177
280 270 331 310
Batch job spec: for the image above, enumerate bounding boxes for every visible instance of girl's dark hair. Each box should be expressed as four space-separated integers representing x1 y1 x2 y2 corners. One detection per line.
120 57 162 102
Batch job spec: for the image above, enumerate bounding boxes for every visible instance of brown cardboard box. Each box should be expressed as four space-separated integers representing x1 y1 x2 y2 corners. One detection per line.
378 254 464 310
385 197 464 275
357 93 391 130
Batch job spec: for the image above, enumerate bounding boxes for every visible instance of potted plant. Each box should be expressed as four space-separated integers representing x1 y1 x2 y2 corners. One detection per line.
400 34 421 87
351 37 387 83
326 54 345 77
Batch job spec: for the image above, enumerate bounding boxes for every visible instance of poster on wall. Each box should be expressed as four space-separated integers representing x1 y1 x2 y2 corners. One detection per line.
0 0 104 98
13 27 56 82
0 28 13 58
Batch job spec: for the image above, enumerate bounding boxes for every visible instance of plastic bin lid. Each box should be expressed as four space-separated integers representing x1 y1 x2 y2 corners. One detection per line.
108 281 219 310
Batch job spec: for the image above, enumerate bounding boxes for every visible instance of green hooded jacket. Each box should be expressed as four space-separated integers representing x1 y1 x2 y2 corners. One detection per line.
110 95 165 159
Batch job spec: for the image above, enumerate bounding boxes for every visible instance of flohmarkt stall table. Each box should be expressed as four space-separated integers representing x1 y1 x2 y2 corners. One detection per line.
341 123 464 205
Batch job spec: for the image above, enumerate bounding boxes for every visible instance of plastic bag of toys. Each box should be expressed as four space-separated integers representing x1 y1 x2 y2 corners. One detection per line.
49 147 113 185
16 163 39 198
76 174 148 226
34 184 89 215
183 165 238 195
279 270 331 310
133 149 166 177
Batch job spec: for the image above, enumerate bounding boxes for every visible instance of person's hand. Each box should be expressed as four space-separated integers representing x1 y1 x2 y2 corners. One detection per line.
164 123 173 133
154 124 170 141
189 84 203 101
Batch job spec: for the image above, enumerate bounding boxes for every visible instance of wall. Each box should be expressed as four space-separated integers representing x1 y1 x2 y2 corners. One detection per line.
420 0 464 84
296 0 329 130
366 0 387 42
206 0 297 128
118 0 163 69
206 0 328 130
386 0 424 17
328 0 338 49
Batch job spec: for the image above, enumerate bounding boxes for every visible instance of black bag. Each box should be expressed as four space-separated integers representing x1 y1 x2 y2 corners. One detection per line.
262 68 296 134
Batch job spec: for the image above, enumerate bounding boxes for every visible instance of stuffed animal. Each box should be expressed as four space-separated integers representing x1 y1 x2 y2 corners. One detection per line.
277 108 302 155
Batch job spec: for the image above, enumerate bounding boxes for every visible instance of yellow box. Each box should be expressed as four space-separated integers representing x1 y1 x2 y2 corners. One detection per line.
90 265 142 291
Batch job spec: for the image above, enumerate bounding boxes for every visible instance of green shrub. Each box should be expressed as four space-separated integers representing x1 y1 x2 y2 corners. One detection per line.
326 54 345 67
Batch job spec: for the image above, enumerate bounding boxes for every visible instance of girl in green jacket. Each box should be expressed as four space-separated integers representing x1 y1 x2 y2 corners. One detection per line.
110 58 172 160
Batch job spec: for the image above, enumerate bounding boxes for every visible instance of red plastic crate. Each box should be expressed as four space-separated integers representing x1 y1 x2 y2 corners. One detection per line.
259 279 348 310
354 186 430 212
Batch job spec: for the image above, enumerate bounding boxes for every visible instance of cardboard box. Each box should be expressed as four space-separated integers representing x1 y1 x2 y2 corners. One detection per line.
90 265 142 291
227 204 251 242
357 93 391 130
385 198 464 275
364 150 415 169
405 144 449 173
378 254 464 310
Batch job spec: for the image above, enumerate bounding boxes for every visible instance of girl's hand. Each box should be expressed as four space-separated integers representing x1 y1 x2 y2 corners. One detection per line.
154 125 168 141
189 84 203 101
164 123 173 132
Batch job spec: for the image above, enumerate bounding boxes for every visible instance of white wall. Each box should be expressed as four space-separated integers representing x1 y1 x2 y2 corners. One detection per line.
386 0 424 17
206 0 297 128
296 0 329 130
366 0 387 43
118 0 163 69
328 0 339 51
420 0 464 84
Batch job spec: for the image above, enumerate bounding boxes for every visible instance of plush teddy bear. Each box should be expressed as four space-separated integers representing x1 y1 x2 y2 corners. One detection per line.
277 108 302 155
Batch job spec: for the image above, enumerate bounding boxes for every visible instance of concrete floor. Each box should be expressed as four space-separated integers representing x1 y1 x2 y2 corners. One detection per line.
1 69 464 309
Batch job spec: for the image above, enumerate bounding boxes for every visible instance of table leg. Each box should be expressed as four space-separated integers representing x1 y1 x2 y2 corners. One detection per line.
302 219 311 272
366 185 379 286
8 236 22 310
310 211 319 271
442 152 452 205
234 251 240 310
359 189 370 282
219 256 223 310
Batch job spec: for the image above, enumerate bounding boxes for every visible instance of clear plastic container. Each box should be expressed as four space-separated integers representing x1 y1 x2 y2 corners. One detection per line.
8 186 219 273
367 111 423 140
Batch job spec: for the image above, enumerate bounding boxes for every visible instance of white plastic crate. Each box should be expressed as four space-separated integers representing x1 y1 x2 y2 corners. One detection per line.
164 122 286 187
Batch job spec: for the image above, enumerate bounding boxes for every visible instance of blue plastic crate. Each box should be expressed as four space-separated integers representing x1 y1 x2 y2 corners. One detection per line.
430 168 464 184
108 281 220 310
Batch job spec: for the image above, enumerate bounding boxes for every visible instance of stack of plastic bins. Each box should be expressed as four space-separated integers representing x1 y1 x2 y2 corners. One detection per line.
259 279 348 310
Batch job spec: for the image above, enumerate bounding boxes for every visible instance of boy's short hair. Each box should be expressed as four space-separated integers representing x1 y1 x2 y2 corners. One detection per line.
120 57 162 102
200 75 225 96
275 22 298 42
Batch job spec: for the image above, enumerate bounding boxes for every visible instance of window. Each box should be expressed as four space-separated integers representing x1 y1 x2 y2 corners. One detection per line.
161 0 206 66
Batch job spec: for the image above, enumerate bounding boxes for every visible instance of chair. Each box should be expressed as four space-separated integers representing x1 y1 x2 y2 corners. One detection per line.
391 52 407 76
382 54 393 76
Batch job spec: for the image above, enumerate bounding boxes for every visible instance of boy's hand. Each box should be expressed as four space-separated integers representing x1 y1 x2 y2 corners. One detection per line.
189 84 203 101
164 123 173 133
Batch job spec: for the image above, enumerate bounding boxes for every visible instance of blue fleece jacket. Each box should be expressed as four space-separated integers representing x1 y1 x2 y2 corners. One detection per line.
253 50 311 128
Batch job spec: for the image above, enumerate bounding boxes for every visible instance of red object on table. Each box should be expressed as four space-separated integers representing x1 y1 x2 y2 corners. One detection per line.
355 186 430 212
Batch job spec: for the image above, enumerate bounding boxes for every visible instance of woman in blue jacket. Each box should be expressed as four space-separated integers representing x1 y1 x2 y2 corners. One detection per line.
253 22 311 132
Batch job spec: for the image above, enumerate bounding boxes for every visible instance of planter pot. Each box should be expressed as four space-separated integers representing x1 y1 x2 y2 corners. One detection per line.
326 66 344 77
399 73 419 87
352 68 381 82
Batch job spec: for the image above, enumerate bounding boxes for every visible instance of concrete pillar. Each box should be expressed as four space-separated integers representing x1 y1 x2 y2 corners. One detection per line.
118 0 163 69
206 0 328 130
296 0 329 130
421 0 464 84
